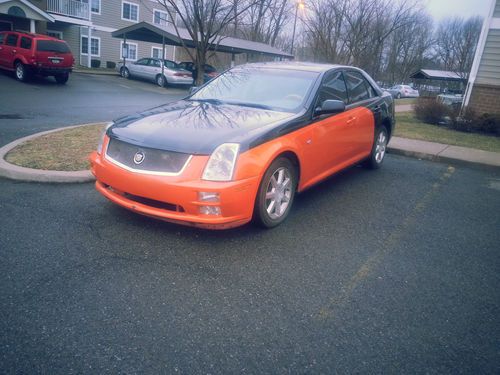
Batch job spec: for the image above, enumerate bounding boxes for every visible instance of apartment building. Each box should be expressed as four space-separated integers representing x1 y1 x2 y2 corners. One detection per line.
463 0 500 115
1 0 176 67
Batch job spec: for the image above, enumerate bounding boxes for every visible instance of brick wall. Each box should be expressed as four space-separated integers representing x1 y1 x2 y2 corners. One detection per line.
468 84 500 115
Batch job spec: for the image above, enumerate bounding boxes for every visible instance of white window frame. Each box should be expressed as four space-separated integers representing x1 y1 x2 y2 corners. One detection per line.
120 41 138 61
151 46 165 59
91 0 101 15
153 8 170 27
81 35 101 57
121 1 139 22
46 30 63 39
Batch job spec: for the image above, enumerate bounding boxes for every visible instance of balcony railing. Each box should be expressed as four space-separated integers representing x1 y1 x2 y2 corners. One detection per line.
47 0 90 20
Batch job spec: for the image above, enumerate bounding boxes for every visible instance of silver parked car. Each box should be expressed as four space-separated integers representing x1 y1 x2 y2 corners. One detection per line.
118 57 193 87
387 84 419 99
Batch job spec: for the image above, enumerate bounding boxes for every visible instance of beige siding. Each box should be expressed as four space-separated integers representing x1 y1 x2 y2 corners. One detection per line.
494 0 500 18
476 29 500 86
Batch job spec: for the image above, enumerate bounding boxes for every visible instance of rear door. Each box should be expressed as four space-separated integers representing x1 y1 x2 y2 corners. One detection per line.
343 70 379 158
130 58 149 78
35 39 73 68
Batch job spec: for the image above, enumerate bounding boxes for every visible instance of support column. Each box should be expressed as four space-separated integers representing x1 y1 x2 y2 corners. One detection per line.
87 26 92 68
231 53 235 68
122 33 127 73
30 20 35 33
161 35 165 86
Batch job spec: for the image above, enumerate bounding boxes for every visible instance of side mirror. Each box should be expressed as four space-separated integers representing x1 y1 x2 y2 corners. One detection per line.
189 86 199 95
314 99 345 116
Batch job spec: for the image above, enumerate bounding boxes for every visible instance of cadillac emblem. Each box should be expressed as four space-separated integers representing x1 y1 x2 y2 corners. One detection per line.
133 150 145 165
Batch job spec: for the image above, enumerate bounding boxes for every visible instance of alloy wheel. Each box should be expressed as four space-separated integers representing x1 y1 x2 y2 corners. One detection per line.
265 167 293 219
375 130 387 163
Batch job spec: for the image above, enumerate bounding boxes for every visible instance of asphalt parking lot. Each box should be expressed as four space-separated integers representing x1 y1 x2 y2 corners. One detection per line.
1 71 499 373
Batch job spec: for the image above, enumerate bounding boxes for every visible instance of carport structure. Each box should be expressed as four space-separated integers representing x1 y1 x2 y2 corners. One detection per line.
409 69 467 96
111 21 293 78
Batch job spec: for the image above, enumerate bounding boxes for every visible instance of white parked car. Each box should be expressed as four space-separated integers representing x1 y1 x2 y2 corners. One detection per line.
118 57 193 87
387 84 420 99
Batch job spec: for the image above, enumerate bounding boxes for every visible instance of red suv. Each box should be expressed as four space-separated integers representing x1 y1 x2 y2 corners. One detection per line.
0 31 74 84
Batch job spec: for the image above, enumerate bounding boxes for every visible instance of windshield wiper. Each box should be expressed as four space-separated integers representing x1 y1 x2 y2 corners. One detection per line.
224 101 275 110
189 98 225 105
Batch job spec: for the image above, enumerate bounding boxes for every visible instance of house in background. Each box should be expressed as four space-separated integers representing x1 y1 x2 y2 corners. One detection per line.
463 0 500 115
0 0 177 67
0 0 290 70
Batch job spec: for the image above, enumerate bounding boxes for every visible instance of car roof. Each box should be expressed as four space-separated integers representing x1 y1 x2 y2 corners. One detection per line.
0 31 63 41
238 61 347 73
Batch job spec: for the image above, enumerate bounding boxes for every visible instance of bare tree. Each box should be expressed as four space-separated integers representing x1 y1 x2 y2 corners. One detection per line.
157 0 255 85
434 16 483 79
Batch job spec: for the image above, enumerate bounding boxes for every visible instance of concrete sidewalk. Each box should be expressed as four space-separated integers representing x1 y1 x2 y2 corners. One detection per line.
0 126 499 183
389 137 500 169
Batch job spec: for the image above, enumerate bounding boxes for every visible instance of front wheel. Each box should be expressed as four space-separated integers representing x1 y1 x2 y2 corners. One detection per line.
254 157 297 228
15 62 29 82
120 67 130 79
365 126 388 169
55 73 69 84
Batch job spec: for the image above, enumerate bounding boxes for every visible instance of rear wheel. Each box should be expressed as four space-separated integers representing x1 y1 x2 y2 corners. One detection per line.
120 67 130 79
156 74 166 87
15 62 29 82
254 157 297 228
55 73 69 84
365 126 388 169
396 92 401 99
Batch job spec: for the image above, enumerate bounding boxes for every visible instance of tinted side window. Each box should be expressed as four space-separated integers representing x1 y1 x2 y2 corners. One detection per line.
136 58 149 65
6 34 18 46
20 37 32 50
150 59 161 67
317 71 348 104
0 33 5 44
344 71 372 103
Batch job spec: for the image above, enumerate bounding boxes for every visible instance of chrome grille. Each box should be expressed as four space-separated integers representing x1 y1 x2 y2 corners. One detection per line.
106 138 191 175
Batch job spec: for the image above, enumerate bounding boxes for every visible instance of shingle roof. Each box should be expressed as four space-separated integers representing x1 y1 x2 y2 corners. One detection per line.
112 22 293 58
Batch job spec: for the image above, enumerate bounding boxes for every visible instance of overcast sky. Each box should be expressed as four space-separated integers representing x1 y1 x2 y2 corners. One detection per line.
424 0 492 20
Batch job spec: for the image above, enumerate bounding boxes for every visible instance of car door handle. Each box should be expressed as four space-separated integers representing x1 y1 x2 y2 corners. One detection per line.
346 116 356 125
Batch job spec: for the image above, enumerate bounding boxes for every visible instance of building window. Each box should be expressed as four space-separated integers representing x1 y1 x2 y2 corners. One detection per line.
153 9 170 27
121 42 137 60
81 36 100 57
91 0 101 14
122 1 139 22
46 30 63 39
151 46 165 59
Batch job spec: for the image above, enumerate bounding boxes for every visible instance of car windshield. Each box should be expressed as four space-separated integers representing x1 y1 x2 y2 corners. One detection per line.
36 40 70 53
189 68 319 112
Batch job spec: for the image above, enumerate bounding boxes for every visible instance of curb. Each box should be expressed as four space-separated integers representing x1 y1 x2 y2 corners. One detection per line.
73 69 119 76
0 124 100 183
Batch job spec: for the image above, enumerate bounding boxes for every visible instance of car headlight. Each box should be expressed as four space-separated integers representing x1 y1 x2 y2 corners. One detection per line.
202 143 239 181
97 122 113 154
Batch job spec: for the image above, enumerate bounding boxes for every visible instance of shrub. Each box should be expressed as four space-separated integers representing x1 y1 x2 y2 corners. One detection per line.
414 97 453 125
91 59 101 68
450 107 500 136
106 61 116 69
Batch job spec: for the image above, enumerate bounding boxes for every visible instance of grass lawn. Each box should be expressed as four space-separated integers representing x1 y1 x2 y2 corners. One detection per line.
394 113 500 153
394 98 417 105
5 123 106 171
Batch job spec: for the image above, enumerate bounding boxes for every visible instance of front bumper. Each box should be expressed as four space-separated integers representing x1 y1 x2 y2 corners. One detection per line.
89 149 260 229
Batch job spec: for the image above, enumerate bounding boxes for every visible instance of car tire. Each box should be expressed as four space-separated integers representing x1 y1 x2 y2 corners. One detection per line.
156 74 166 87
55 73 69 84
15 62 29 82
254 157 297 228
365 126 388 169
120 67 130 79
396 93 401 99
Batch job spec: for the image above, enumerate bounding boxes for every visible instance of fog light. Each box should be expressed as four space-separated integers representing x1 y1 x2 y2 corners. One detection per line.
198 192 220 202
199 206 221 215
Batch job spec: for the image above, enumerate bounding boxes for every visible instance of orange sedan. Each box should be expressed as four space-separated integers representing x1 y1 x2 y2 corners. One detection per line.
89 62 394 229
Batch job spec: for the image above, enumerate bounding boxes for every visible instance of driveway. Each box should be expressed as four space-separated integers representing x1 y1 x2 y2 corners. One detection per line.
0 70 188 147
0 71 499 373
